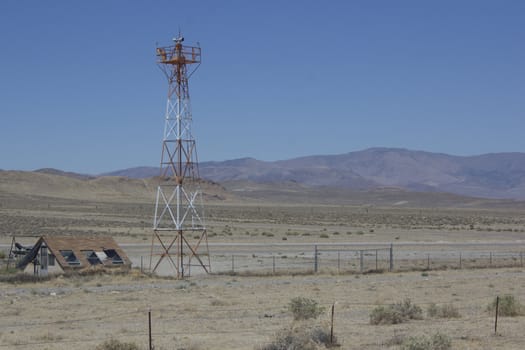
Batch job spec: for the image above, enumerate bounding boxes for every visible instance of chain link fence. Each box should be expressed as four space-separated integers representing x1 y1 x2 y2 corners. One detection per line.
123 243 525 276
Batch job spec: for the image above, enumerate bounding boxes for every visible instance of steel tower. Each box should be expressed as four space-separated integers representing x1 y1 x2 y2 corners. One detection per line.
149 34 210 278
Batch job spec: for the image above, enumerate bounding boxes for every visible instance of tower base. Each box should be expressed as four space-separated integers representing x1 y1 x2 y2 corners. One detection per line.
149 229 210 278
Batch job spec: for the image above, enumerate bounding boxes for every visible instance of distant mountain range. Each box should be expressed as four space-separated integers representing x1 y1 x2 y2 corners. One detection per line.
101 148 525 200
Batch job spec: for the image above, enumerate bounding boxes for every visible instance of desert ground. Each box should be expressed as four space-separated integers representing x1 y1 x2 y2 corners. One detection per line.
2 174 525 349
2 267 525 349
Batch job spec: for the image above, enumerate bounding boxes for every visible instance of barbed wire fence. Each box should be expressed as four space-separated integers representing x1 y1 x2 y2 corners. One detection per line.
2 243 525 348
0 290 522 349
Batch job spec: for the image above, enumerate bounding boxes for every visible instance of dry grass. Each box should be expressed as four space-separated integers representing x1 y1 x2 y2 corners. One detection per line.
2 186 525 244
2 179 525 348
427 303 461 319
1 268 525 349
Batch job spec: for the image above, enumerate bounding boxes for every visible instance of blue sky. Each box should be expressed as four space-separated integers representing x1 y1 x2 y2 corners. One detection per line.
1 1 524 174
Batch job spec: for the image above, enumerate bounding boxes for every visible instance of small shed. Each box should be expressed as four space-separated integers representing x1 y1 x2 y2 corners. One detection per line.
16 235 131 276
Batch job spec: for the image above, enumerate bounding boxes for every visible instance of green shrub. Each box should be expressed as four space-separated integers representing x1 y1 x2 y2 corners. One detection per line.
95 339 140 350
487 295 524 317
0 250 6 259
427 303 460 318
289 297 324 320
401 333 451 350
370 299 423 325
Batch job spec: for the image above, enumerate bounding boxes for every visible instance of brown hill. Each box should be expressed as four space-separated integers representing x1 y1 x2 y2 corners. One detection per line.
0 171 231 203
222 180 525 209
1 170 524 209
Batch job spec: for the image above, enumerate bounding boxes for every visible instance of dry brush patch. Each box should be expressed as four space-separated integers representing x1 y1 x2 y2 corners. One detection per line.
487 294 525 317
2 268 525 349
3 195 525 244
3 194 525 349
400 332 452 350
260 297 337 349
370 299 423 325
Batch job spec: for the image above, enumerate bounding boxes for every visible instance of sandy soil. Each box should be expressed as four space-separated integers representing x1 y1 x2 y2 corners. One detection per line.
1 267 525 349
2 194 525 349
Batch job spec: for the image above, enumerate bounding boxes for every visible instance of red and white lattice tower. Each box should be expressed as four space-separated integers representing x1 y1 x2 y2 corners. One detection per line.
149 34 210 278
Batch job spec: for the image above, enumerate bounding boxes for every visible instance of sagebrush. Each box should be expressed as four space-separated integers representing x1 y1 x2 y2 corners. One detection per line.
487 295 524 317
401 332 451 350
260 324 336 350
426 303 460 318
96 339 140 350
289 297 325 320
370 299 423 325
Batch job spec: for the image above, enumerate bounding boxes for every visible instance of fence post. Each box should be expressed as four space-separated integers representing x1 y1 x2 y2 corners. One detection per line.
389 244 393 271
495 295 499 334
273 255 276 274
521 252 523 268
148 309 152 350
141 256 143 273
314 245 318 273
330 303 335 344
427 254 430 270
490 252 492 266
231 255 235 273
359 250 364 273
375 249 378 270
459 252 462 269
337 251 340 273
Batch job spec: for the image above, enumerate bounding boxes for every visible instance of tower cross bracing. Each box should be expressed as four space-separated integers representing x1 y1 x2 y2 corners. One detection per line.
149 35 210 278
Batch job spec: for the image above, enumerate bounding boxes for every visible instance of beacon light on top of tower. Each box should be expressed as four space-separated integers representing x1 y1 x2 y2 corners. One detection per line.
155 36 201 67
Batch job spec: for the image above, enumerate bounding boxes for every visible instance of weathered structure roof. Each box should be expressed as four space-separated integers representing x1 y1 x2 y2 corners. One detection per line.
17 235 131 270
